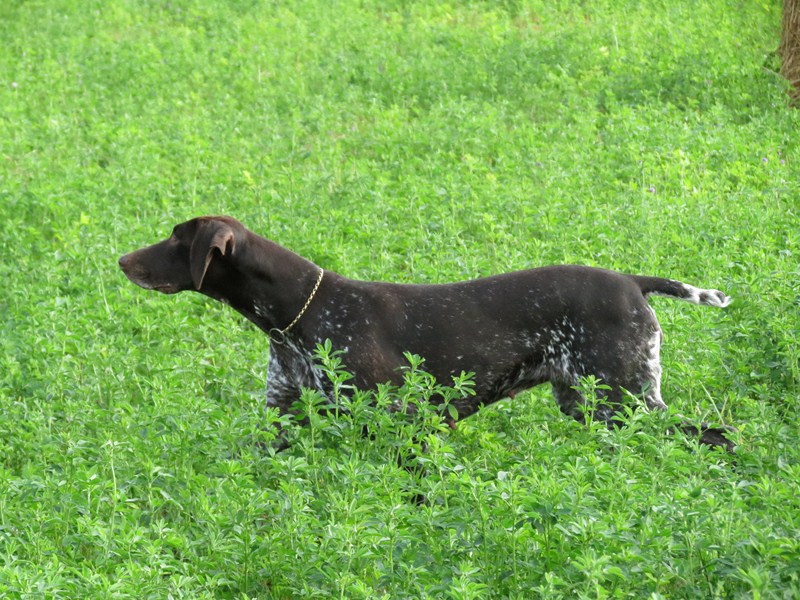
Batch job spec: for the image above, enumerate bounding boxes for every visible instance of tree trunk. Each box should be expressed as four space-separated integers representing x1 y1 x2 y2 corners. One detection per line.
780 0 800 104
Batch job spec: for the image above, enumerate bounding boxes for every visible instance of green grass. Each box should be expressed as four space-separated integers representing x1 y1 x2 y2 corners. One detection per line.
1 0 799 597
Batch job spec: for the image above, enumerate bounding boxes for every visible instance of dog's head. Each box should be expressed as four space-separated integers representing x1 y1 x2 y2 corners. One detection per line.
119 216 239 294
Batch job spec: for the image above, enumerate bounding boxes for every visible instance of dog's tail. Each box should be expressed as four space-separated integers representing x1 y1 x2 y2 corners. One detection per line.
631 275 732 308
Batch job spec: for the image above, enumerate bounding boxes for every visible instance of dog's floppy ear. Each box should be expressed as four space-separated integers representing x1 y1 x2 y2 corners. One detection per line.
189 219 236 290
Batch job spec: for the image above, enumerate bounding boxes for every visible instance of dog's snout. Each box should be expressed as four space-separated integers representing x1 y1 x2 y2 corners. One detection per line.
118 252 148 281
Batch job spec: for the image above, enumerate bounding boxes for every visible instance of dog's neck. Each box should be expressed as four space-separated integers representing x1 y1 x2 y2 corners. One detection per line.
201 232 325 340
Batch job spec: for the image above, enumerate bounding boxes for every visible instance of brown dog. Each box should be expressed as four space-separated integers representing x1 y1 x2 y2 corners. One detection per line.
120 216 735 450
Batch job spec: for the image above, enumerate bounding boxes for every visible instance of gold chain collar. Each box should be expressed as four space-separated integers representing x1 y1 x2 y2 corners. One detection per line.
268 268 324 345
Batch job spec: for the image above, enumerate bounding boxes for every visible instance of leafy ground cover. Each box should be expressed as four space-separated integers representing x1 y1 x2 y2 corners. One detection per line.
0 0 798 597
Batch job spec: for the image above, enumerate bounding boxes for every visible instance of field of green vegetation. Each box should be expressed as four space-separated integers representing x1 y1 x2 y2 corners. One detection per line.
1 0 798 597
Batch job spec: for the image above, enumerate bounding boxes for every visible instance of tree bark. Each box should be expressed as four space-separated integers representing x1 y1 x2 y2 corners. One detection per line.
780 0 800 104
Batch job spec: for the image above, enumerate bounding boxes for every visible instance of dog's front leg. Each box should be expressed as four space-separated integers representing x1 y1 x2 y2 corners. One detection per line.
262 358 306 451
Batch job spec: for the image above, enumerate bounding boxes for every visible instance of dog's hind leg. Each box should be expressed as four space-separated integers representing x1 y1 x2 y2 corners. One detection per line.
638 317 736 452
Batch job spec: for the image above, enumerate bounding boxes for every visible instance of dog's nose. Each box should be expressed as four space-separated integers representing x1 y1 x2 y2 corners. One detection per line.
118 253 140 276
118 253 151 288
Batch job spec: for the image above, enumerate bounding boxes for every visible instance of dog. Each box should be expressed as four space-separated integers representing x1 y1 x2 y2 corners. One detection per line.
119 216 735 451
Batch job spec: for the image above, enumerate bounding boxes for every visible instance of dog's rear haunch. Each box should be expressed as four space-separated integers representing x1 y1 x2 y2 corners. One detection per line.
119 216 735 451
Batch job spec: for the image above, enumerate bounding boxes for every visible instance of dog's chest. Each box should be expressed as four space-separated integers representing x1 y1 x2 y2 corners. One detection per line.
266 338 327 403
